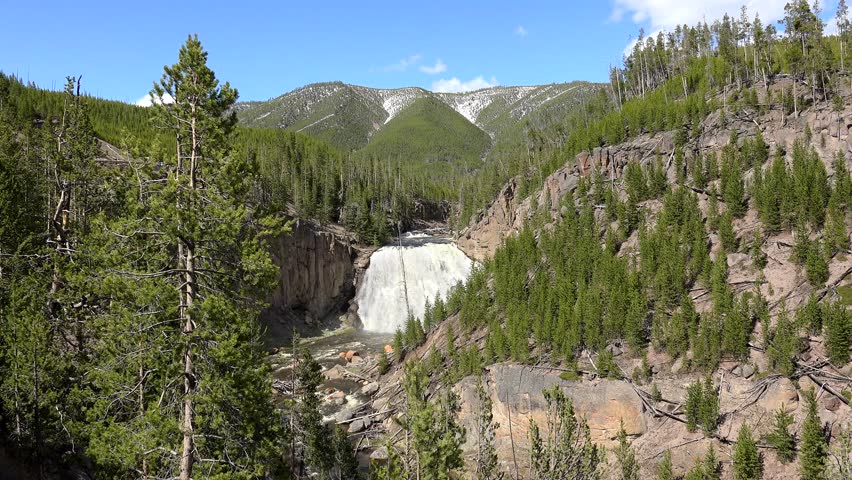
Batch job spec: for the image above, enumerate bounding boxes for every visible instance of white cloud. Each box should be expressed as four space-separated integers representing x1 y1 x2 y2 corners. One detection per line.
825 17 839 36
515 25 528 37
135 92 174 107
420 59 447 74
431 76 498 93
610 0 788 31
379 54 422 72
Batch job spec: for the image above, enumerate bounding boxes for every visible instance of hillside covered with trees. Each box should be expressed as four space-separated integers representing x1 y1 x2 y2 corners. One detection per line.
1 1 852 479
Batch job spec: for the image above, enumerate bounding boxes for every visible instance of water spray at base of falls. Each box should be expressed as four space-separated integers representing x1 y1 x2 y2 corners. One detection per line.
355 233 473 333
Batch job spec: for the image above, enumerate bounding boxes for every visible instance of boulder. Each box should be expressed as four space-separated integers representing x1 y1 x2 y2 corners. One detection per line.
361 382 380 396
606 344 623 357
370 446 389 462
349 419 366 433
455 363 646 471
349 417 372 433
324 365 347 381
671 358 685 375
349 354 364 364
759 378 799 413
741 364 755 379
344 350 360 362
335 409 356 423
824 396 842 412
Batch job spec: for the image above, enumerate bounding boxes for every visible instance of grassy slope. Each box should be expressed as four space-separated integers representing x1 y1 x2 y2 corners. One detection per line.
357 96 491 170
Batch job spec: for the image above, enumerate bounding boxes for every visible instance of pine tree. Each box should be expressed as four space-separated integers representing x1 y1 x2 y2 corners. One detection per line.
529 386 602 480
769 303 799 377
765 406 796 463
799 389 827 480
733 424 762 480
394 329 405 362
83 36 283 479
749 229 767 269
378 350 391 375
331 425 359 480
657 450 674 480
699 377 720 436
474 374 502 480
828 425 852 480
615 419 640 480
796 293 822 335
793 219 812 264
823 301 850 365
402 362 465 480
823 195 848 256
721 144 746 218
805 241 829 287
295 348 335 476
686 380 703 433
708 188 720 231
370 443 407 480
0 275 68 468
703 445 721 480
422 297 434 333
833 151 852 209
718 210 738 252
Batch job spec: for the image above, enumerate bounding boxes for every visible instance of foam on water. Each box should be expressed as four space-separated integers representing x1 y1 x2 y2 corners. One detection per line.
355 233 473 333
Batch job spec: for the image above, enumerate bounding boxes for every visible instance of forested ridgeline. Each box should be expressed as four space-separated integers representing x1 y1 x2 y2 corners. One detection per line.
453 0 852 230
0 71 453 245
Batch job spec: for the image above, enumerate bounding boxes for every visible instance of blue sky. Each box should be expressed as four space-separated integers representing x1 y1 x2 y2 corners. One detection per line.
0 0 842 103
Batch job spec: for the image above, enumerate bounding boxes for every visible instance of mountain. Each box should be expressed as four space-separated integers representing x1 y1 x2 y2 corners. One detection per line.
358 96 491 171
235 81 600 152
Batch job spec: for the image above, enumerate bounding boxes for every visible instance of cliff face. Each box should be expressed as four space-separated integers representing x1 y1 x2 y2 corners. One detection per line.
457 97 852 263
263 219 360 344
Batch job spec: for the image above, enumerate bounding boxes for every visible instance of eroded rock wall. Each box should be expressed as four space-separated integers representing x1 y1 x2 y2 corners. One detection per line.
269 219 355 319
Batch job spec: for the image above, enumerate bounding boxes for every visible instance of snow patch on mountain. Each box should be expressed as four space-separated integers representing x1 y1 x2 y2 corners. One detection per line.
436 85 539 124
296 113 335 132
371 87 426 123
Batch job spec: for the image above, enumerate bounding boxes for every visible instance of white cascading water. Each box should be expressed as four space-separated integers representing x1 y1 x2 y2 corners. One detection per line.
356 233 473 333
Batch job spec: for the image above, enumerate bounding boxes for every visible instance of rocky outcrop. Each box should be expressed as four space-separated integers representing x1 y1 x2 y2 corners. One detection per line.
269 219 355 319
262 219 358 344
457 162 581 261
455 364 644 468
457 93 852 263
456 132 669 260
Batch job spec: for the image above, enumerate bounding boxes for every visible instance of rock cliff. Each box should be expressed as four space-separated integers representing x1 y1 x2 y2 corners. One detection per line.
262 218 363 344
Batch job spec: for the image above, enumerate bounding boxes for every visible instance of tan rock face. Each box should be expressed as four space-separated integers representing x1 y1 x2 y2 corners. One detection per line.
457 164 580 261
454 364 645 472
759 378 799 414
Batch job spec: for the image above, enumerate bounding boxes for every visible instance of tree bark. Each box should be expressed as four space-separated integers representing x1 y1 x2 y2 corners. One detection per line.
179 108 198 480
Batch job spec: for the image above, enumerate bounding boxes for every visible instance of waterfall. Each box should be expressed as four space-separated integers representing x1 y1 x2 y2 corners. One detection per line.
355 233 473 333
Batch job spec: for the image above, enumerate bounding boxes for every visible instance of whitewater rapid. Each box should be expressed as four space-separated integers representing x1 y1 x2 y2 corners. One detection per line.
355 233 473 333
